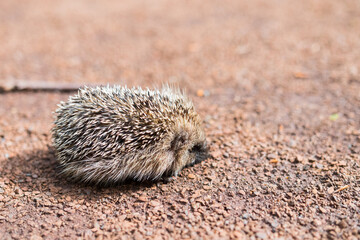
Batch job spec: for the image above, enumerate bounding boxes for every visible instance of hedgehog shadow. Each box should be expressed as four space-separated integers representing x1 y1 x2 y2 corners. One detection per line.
6 147 159 197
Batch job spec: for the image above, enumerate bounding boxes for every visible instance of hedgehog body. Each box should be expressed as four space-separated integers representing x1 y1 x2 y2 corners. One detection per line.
52 86 207 185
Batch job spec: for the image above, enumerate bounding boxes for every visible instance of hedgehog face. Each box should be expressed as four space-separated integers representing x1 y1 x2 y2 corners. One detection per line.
187 141 208 167
165 125 208 179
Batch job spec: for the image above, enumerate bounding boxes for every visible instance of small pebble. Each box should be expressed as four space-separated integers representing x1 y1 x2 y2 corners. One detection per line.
188 173 196 179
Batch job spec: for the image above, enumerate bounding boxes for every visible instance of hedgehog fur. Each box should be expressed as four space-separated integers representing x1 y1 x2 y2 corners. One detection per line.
52 85 208 185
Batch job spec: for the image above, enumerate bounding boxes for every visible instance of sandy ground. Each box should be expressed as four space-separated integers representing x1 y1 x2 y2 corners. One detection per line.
0 0 360 239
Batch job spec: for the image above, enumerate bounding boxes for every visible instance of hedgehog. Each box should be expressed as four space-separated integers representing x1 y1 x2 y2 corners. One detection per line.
52 85 208 185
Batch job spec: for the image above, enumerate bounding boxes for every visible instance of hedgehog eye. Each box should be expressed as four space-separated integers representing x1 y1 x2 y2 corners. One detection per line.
190 143 203 153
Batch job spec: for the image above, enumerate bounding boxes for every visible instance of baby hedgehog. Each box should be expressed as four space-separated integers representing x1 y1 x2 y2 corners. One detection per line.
52 85 208 185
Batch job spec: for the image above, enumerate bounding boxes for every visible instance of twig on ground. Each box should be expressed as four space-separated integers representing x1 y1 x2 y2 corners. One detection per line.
334 185 350 193
0 80 98 93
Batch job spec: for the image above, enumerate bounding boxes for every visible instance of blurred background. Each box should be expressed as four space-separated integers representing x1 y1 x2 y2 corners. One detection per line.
1 0 359 91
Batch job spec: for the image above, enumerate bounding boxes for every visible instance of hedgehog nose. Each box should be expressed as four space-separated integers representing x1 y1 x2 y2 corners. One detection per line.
194 157 202 164
194 152 209 164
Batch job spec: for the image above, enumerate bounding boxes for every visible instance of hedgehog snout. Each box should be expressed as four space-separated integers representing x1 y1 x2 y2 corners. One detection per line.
187 141 208 167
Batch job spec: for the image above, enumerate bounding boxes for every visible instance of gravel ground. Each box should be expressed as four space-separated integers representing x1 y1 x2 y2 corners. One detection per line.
1 0 360 239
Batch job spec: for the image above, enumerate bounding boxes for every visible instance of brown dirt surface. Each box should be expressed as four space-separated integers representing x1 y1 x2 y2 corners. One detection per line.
1 0 360 239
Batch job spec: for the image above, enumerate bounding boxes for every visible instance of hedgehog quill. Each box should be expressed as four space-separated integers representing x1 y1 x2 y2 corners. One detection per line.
52 86 208 185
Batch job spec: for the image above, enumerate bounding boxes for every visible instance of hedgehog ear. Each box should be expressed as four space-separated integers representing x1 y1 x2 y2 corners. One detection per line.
170 132 188 152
